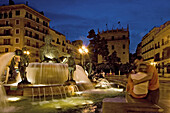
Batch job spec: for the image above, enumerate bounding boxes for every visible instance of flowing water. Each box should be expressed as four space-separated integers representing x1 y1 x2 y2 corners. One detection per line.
0 52 15 112
0 52 125 113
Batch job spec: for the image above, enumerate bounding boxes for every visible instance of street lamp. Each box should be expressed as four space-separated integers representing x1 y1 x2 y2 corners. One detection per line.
79 46 88 67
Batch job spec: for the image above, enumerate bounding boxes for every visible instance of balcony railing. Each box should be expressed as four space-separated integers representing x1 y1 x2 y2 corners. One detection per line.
0 43 12 46
25 16 49 28
25 24 48 34
0 33 12 36
0 24 13 27
25 43 39 49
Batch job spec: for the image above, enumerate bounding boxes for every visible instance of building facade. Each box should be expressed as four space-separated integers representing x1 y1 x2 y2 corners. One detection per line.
98 26 130 64
0 4 81 63
141 21 170 77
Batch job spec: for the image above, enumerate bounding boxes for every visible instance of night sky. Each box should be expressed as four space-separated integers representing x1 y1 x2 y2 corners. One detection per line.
1 0 170 53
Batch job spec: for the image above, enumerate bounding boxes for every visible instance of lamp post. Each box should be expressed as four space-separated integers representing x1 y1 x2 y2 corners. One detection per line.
79 46 88 67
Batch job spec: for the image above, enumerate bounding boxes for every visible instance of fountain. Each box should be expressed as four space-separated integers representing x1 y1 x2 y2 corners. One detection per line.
0 35 125 113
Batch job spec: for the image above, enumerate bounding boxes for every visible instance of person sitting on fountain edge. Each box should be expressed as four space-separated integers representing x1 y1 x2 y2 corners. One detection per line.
126 56 159 104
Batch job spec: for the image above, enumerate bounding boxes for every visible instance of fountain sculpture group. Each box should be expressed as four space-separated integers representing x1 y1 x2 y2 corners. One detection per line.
0 35 93 99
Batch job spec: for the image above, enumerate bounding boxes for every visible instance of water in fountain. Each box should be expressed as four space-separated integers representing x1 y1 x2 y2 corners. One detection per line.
24 63 94 90
0 52 15 112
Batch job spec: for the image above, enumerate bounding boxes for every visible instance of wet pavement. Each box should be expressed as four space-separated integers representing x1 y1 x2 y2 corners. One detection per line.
106 76 170 113
158 77 170 113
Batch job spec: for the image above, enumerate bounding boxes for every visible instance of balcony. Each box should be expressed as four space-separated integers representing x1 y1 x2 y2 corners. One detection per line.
0 43 12 46
0 33 13 38
24 16 49 28
0 24 13 28
24 24 48 35
24 43 39 49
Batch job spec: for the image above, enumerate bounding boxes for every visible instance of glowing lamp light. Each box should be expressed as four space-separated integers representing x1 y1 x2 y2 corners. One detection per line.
150 62 157 66
79 48 83 54
7 97 21 101
23 51 30 55
79 46 88 54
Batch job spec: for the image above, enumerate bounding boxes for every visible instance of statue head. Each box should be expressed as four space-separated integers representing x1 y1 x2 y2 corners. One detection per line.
45 35 53 45
15 49 22 56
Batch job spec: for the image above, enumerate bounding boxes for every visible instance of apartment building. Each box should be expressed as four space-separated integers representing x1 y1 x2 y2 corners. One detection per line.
141 21 170 77
0 4 68 62
98 26 130 64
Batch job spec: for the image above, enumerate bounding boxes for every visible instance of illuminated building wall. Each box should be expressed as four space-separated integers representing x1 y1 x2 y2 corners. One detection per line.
0 4 69 62
141 21 170 77
98 26 130 64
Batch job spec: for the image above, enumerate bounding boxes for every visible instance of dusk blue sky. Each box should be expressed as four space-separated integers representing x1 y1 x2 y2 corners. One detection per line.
1 0 170 53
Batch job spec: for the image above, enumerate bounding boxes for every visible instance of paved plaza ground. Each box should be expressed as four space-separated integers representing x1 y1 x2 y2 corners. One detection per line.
105 76 170 113
158 77 170 113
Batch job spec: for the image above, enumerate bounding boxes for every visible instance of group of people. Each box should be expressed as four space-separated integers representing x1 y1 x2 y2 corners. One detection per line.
126 56 159 104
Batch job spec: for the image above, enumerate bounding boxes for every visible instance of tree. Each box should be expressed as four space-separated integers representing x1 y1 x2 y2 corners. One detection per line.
87 29 100 63
98 37 109 62
107 51 121 74
107 51 121 64
87 29 109 63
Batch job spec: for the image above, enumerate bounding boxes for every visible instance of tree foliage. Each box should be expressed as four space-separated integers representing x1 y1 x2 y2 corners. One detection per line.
87 29 109 63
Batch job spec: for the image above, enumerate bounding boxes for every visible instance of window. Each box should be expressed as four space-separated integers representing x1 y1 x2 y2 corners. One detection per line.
62 48 65 52
16 20 19 25
43 36 45 42
36 18 39 23
25 12 29 18
155 43 157 49
27 39 30 46
4 30 10 35
5 48 9 52
4 39 10 45
36 42 39 48
35 34 39 39
29 14 32 19
9 11 12 18
16 38 19 43
29 32 32 37
16 29 20 34
57 38 60 44
25 30 28 36
123 44 125 49
162 39 164 45
4 12 8 18
52 40 55 42
122 35 126 39
6 21 9 25
112 36 114 40
0 13 3 19
16 10 20 16
112 45 114 50
158 42 160 48
123 52 125 54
